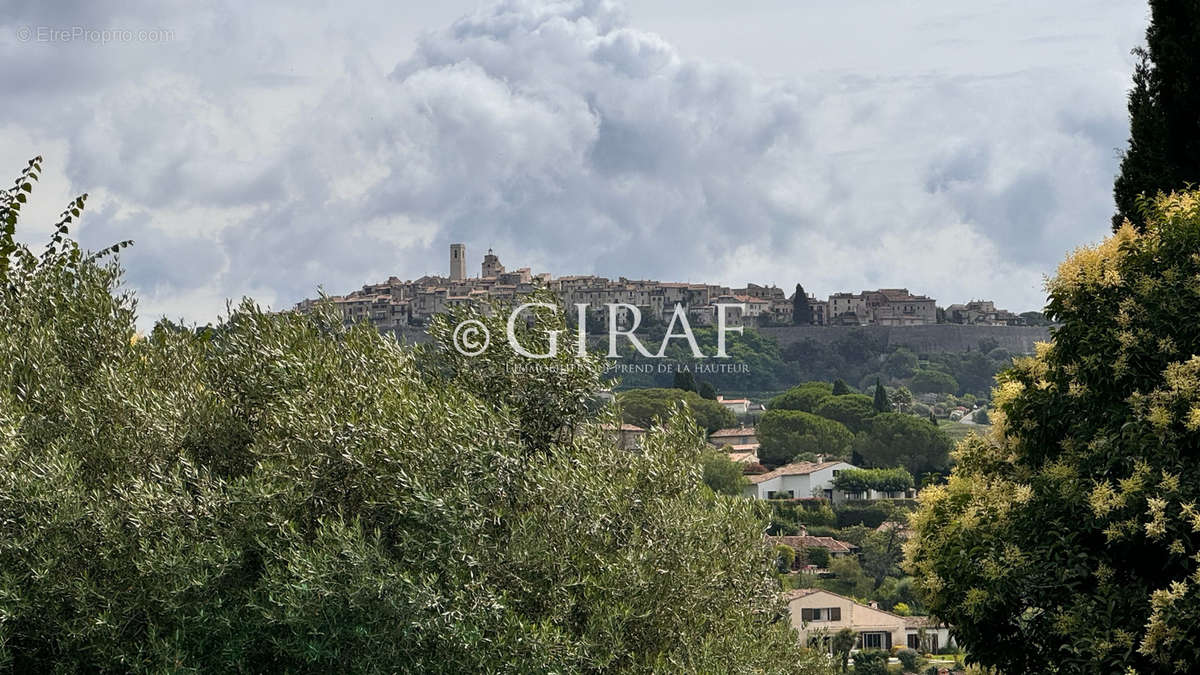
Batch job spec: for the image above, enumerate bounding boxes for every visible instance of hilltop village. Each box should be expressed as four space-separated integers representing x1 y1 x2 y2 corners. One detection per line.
295 244 1028 332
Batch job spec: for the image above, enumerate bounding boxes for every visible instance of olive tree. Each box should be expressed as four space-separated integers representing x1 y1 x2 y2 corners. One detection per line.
0 159 829 673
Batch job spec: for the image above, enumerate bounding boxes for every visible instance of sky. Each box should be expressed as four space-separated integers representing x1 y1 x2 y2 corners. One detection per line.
2 0 1149 325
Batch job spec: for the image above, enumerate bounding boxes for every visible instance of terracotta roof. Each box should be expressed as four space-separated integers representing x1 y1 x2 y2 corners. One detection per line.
747 460 846 484
769 534 857 555
781 588 913 623
728 450 758 464
710 427 756 438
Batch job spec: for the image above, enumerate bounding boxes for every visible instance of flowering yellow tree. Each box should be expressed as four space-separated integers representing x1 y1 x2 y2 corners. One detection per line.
907 192 1200 673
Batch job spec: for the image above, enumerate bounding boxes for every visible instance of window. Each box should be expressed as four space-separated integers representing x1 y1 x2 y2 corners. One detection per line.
799 607 842 622
860 631 890 650
907 634 920 649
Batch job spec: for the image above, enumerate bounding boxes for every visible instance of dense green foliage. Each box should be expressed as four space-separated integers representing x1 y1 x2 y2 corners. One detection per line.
0 163 827 673
1113 2 1200 230
617 387 737 433
853 413 951 476
850 649 887 675
700 447 748 496
908 193 1200 673
770 382 835 413
611 327 791 392
783 335 1015 400
757 409 854 467
831 468 914 494
813 394 876 433
909 369 959 395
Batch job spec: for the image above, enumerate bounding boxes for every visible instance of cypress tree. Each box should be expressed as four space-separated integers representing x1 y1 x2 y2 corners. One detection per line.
873 379 889 413
792 284 813 325
1113 1 1200 231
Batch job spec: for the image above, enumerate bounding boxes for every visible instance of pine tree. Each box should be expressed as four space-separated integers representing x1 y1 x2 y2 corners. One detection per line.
792 284 813 325
832 378 851 396
1112 1 1200 231
872 380 889 413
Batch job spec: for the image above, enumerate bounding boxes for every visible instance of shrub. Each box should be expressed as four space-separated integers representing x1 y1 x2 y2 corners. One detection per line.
832 467 914 494
851 648 889 675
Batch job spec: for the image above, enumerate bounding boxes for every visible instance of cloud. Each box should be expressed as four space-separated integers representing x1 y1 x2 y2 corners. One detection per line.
0 0 1144 326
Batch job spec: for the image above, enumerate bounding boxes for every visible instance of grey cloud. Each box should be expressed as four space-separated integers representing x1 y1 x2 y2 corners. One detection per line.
0 0 1145 324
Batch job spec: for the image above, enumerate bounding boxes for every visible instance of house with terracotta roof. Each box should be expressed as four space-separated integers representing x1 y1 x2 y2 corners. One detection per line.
769 533 858 561
742 460 858 501
725 444 759 464
784 588 907 652
709 426 757 446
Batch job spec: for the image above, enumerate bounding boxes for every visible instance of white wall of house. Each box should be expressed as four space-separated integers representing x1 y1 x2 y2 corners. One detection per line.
743 461 858 500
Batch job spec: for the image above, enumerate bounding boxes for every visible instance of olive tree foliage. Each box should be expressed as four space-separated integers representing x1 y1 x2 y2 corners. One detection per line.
0 160 830 673
907 192 1200 674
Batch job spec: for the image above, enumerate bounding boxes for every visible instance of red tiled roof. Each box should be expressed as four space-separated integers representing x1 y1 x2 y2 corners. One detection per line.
710 427 756 438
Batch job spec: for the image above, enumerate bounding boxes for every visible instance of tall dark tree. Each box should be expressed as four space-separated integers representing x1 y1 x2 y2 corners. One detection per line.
1113 1 1200 231
672 368 697 393
872 379 889 413
791 284 813 325
831 378 851 396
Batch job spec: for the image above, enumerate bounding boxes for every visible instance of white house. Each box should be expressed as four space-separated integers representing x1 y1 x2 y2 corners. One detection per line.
903 615 956 653
742 460 858 501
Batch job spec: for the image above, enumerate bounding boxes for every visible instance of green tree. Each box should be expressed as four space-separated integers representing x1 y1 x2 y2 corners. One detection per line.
792 284 813 325
831 378 851 396
908 192 1200 673
758 409 854 467
888 386 914 414
909 369 959 395
974 406 990 425
806 546 831 569
882 348 918 379
872 380 889 413
617 387 736 433
832 627 857 672
855 413 951 476
697 380 717 400
701 447 748 496
0 160 826 673
775 544 797 573
1113 2 1200 231
671 368 697 392
770 381 834 413
825 557 873 599
814 394 876 433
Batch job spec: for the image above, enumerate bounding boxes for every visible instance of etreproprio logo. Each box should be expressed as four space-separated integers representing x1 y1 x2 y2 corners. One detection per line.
452 302 746 359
